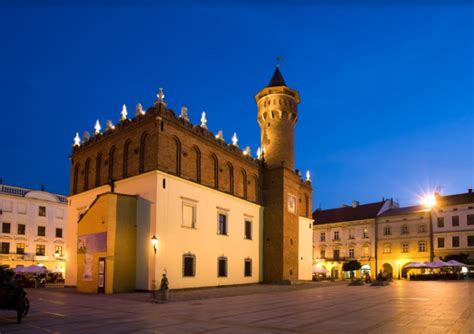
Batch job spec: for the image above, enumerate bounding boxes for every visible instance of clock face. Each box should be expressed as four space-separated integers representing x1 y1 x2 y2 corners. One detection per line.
287 194 297 213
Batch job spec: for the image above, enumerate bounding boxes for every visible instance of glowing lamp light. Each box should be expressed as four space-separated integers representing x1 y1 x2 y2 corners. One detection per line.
422 194 437 208
151 235 158 254
306 170 311 182
200 111 208 129
73 132 81 147
94 120 102 135
121 104 128 121
232 133 238 146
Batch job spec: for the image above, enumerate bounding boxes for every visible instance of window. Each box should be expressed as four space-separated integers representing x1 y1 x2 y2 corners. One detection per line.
348 229 355 240
452 216 459 227
320 232 326 242
16 243 25 255
36 244 45 256
418 241 426 252
218 213 227 235
333 249 340 260
401 225 409 235
383 226 391 236
38 206 46 217
468 236 474 247
348 248 355 258
2 222 11 234
1 242 10 254
17 224 25 235
244 220 252 240
244 258 252 277
437 217 444 228
363 228 369 239
418 224 426 233
218 257 227 277
468 214 474 225
362 246 369 258
452 236 460 248
55 228 63 238
402 242 409 253
320 249 326 259
55 245 63 256
333 231 340 241
438 237 445 248
37 226 46 237
183 254 196 277
182 203 196 228
383 243 391 254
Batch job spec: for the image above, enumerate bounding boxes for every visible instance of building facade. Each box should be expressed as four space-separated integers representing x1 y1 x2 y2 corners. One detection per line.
313 200 396 279
66 67 314 293
0 184 67 273
376 206 431 279
432 190 474 262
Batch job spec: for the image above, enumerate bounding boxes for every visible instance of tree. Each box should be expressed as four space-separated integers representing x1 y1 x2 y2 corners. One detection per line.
342 260 362 279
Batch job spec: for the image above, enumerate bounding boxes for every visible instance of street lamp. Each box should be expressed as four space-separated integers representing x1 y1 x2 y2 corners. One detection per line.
397 260 401 280
151 235 158 303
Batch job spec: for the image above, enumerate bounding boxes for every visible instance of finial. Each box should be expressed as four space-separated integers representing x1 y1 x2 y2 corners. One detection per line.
243 146 251 156
257 147 262 160
306 170 311 182
179 106 189 122
157 87 165 102
83 131 90 142
73 132 81 147
121 104 128 121
276 55 284 67
106 120 115 131
232 133 238 146
94 120 101 135
200 111 207 129
135 103 145 117
215 130 224 141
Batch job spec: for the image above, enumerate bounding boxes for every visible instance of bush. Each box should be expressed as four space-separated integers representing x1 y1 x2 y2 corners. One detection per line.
343 260 362 279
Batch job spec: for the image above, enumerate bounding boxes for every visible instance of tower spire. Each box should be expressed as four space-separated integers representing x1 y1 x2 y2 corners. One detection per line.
267 65 287 87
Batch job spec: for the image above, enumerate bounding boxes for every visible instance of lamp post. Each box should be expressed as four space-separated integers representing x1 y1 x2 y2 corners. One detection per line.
151 235 158 303
397 260 401 280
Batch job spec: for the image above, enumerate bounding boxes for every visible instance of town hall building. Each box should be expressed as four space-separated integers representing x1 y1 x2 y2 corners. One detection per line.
65 67 314 293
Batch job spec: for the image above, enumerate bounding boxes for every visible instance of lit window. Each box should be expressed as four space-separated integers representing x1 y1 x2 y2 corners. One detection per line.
55 245 63 256
362 246 369 258
16 243 25 255
384 226 391 236
363 228 369 239
36 244 45 256
349 248 355 258
401 225 409 235
383 243 391 254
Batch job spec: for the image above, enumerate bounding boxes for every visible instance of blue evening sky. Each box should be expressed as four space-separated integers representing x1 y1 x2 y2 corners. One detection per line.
0 1 472 209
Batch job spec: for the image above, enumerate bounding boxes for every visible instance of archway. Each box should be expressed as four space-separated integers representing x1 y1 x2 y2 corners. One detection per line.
382 263 393 279
361 264 371 276
331 266 340 280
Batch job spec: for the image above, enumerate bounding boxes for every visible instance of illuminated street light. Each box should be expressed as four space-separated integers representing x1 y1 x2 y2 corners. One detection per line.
151 235 158 254
422 194 437 208
151 235 158 303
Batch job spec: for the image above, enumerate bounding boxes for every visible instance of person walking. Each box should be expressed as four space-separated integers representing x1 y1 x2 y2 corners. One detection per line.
159 273 169 303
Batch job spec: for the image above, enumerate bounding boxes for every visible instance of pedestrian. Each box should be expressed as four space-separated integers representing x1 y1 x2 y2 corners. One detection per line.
159 273 169 303
382 271 387 282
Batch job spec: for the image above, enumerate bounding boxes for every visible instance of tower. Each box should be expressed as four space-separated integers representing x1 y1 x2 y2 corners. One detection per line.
256 66 312 283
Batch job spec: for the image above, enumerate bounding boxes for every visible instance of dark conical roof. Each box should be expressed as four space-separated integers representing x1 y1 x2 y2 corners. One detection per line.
267 65 287 87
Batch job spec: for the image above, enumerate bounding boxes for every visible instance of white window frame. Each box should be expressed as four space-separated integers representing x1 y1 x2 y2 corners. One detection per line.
182 200 197 229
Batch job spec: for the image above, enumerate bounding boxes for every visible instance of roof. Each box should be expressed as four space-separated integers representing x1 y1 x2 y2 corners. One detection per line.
313 201 387 225
436 190 474 207
379 205 428 217
267 66 287 87
0 184 67 203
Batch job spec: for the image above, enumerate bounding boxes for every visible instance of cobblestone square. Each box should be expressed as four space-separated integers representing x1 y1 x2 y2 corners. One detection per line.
0 281 473 333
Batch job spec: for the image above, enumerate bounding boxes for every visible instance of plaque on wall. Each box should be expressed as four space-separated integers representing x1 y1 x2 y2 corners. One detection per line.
287 194 297 213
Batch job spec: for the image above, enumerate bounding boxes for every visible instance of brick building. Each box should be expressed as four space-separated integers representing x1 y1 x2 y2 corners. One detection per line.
65 67 313 292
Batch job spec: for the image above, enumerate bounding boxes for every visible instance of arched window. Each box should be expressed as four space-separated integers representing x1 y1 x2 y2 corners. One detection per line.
305 194 309 217
227 162 234 194
95 153 102 187
173 136 182 176
84 158 91 191
123 139 131 178
73 163 80 195
241 169 247 199
139 133 148 173
211 154 218 189
108 146 116 182
193 146 201 183
253 175 259 202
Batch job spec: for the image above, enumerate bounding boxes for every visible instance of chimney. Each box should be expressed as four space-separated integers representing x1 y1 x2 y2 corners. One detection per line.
352 201 359 208
40 185 45 191
469 188 473 193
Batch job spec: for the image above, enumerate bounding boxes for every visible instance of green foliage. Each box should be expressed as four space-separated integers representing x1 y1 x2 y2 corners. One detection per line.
342 260 362 272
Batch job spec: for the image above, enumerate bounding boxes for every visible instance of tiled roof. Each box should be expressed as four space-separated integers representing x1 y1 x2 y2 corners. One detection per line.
379 205 428 217
436 190 474 207
313 201 387 225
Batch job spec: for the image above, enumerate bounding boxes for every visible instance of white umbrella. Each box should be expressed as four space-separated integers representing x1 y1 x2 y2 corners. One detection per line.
446 259 466 267
312 265 329 274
